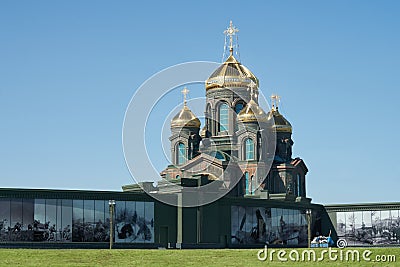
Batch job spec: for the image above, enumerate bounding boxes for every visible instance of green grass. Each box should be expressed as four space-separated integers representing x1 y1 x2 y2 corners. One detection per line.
0 248 399 266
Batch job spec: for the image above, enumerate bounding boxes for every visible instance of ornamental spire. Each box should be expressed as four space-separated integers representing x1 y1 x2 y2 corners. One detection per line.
222 21 240 61
248 81 258 101
181 87 189 106
224 20 239 55
271 94 281 110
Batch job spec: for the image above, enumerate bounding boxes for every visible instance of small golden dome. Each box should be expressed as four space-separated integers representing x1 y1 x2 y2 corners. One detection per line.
171 105 201 128
206 54 259 90
267 108 292 133
237 99 268 123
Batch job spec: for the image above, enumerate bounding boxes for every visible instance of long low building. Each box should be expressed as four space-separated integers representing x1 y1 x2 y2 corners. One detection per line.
1 188 398 248
0 187 330 248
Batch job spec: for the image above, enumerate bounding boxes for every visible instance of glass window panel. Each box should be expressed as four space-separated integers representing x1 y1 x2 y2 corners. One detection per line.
380 210 390 230
72 200 84 242
61 199 72 242
21 199 34 241
93 200 106 242
104 201 111 243
371 210 380 229
336 212 346 237
56 200 62 241
83 200 95 242
115 201 126 243
124 201 136 243
219 103 229 132
395 210 400 226
363 211 372 228
22 199 34 230
0 199 10 241
135 202 145 243
231 206 239 244
244 207 253 243
33 199 46 242
353 211 363 230
245 139 254 160
264 208 272 243
235 102 244 114
10 199 23 229
237 206 246 243
177 143 186 165
270 208 279 243
144 202 154 243
46 199 57 242
253 207 266 244
9 199 23 241
245 172 249 195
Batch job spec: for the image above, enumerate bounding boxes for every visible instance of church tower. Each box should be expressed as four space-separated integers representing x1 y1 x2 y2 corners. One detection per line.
201 21 261 159
169 87 201 166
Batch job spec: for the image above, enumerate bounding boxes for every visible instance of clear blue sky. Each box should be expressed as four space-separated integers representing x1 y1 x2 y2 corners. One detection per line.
0 0 399 204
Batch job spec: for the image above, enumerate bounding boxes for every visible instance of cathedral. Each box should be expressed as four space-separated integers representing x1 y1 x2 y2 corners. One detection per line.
160 21 309 202
1 21 398 249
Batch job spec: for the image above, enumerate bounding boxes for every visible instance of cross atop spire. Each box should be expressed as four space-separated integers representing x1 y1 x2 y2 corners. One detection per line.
181 87 189 106
223 20 239 55
271 94 281 110
248 81 258 101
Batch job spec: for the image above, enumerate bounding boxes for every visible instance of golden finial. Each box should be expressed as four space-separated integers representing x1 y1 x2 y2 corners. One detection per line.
224 20 239 55
181 87 189 106
247 81 258 101
271 94 281 110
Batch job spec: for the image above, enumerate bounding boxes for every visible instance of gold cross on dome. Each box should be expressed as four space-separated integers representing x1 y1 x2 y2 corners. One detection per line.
248 81 258 100
271 94 281 109
223 21 239 52
181 87 189 105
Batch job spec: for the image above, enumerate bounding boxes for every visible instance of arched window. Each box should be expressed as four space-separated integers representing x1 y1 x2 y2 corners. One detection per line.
245 171 249 195
245 138 255 160
177 143 186 165
235 102 244 114
219 103 229 132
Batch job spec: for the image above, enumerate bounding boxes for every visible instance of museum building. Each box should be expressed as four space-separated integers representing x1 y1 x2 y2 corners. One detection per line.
1 22 399 248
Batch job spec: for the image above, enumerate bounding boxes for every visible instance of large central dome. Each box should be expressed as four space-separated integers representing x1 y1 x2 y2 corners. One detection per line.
205 53 259 90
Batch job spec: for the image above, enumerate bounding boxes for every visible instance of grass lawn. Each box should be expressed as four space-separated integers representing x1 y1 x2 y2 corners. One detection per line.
0 248 399 266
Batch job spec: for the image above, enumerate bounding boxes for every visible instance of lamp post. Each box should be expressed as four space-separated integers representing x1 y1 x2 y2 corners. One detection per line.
108 200 116 249
306 209 312 248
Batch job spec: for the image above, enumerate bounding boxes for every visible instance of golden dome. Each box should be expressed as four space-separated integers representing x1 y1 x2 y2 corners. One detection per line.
237 99 268 123
267 107 292 133
171 105 201 128
206 54 259 90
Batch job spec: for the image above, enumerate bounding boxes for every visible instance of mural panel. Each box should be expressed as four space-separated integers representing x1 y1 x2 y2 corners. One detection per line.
336 210 400 246
231 206 309 246
0 198 154 243
114 201 154 243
